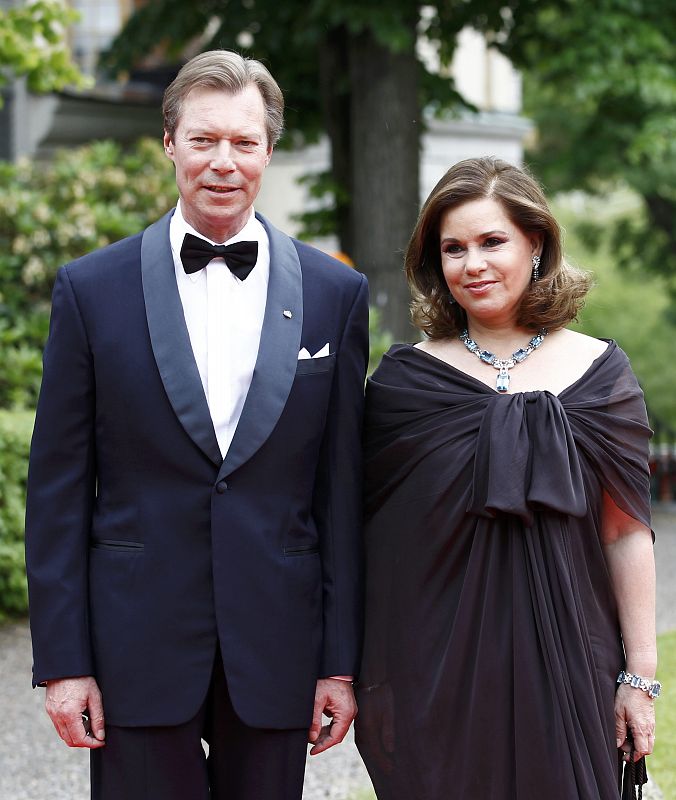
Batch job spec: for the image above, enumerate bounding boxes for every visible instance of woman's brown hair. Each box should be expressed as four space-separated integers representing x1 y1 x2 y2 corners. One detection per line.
406 157 591 339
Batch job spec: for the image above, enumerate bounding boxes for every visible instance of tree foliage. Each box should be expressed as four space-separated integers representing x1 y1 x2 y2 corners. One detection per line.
103 0 676 332
0 0 89 102
102 1 466 145
490 0 676 295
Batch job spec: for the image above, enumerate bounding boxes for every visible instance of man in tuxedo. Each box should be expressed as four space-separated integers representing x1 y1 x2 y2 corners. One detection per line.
25 50 368 799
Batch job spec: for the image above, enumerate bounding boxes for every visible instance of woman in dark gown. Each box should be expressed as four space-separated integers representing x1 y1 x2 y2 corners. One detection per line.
355 158 658 799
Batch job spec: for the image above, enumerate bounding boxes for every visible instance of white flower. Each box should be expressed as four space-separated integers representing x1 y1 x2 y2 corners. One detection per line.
22 256 46 286
30 229 51 248
118 191 136 209
103 168 126 188
34 204 51 223
12 236 29 255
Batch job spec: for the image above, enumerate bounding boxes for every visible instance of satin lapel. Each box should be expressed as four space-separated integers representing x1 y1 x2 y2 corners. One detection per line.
218 214 303 480
141 212 222 467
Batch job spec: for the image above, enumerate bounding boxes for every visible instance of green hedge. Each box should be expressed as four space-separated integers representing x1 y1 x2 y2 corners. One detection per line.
0 138 177 409
0 410 34 619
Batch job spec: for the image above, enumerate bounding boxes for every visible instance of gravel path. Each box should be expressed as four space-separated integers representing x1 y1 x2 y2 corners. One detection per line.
2 511 673 800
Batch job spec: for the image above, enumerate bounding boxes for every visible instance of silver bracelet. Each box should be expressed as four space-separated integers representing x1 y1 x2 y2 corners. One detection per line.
617 670 661 699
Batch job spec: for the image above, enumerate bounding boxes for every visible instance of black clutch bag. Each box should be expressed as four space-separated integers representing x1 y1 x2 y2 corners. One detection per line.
621 751 648 800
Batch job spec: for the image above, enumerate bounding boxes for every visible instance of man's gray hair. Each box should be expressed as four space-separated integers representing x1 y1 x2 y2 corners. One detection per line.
163 50 284 147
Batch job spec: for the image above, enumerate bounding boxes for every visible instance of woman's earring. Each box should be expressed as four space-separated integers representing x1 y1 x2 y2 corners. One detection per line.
448 292 457 305
531 254 541 282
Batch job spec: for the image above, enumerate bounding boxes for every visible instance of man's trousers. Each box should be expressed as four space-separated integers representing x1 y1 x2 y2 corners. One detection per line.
90 651 308 800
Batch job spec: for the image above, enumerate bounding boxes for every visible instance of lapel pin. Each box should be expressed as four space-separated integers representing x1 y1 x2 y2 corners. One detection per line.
283 309 293 319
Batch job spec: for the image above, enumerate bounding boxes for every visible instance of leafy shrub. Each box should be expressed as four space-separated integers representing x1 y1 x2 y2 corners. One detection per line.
0 410 34 619
0 138 176 408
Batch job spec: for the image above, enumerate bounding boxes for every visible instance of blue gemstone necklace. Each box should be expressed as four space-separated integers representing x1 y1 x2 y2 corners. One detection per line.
459 328 548 393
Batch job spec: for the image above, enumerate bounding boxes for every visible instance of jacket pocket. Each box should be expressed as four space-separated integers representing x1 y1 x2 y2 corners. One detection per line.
295 353 336 376
90 539 144 552
283 544 320 556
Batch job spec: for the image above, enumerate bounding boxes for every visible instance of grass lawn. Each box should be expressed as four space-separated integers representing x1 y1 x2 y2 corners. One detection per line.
650 630 676 797
349 630 676 800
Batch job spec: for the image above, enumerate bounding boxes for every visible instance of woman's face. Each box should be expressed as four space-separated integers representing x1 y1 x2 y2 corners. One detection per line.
439 196 542 330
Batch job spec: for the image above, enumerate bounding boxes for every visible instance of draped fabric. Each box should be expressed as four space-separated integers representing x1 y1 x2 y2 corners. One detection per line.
355 341 652 800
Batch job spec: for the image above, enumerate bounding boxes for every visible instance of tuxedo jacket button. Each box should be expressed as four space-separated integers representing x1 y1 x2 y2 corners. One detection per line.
215 481 228 494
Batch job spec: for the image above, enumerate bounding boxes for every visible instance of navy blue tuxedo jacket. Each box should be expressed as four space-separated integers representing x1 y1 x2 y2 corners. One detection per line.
25 211 369 729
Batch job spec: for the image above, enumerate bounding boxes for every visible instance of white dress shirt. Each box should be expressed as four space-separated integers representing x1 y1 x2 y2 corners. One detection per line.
170 201 270 458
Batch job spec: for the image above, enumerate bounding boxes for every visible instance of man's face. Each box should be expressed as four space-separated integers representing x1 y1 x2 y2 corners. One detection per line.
164 84 272 242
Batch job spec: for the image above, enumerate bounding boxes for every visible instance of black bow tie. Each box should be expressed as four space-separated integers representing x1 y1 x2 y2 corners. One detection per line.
180 233 258 280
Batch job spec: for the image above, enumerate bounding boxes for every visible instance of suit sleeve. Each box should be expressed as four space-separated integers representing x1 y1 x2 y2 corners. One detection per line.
312 274 369 678
25 266 96 686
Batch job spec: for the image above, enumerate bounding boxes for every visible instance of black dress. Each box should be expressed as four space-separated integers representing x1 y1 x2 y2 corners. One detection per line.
355 342 652 800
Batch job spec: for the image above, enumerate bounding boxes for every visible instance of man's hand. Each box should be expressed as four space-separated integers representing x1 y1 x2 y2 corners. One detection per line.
45 676 105 748
308 678 357 755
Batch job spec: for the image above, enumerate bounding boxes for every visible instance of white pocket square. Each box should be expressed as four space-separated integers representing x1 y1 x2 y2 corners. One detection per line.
298 343 331 360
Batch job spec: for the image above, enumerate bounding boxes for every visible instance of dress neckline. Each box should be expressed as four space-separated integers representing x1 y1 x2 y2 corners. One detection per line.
397 339 615 399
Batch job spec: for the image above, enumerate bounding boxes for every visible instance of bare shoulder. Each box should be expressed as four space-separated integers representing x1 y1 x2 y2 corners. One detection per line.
413 337 457 352
548 328 609 360
413 337 461 362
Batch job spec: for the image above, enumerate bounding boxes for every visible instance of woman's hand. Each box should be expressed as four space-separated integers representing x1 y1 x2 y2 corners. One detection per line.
614 683 655 762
